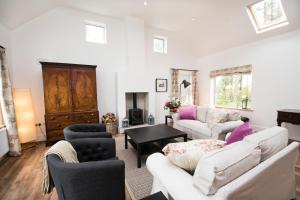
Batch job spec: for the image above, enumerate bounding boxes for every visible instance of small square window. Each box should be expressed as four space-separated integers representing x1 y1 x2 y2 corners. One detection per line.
85 22 106 44
247 0 288 34
153 36 167 54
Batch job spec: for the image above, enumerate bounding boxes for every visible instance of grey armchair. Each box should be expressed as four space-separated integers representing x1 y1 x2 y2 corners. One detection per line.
63 124 112 140
47 138 125 200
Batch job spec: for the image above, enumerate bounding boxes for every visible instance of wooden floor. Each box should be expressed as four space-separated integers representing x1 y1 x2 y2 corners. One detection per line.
0 141 300 200
0 143 132 200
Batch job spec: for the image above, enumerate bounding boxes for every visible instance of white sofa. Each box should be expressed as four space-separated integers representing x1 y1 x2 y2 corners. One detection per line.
173 106 244 140
147 127 299 200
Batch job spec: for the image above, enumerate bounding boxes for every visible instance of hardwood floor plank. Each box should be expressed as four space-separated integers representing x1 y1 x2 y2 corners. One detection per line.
0 143 131 200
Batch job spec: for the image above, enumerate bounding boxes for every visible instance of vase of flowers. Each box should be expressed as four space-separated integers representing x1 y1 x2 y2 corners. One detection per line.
164 98 181 114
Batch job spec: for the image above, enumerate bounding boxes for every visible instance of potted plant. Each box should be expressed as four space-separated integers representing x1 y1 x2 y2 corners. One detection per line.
164 97 181 114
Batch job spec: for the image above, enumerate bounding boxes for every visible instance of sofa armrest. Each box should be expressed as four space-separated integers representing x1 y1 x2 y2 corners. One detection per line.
69 138 116 162
146 153 204 200
211 120 244 139
48 156 125 200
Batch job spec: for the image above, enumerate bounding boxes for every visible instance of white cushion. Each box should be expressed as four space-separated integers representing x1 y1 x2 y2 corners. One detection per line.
197 106 208 122
243 126 288 161
162 139 225 172
193 141 261 195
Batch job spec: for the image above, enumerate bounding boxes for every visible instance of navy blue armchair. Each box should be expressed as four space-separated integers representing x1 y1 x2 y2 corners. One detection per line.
47 138 125 200
63 124 112 140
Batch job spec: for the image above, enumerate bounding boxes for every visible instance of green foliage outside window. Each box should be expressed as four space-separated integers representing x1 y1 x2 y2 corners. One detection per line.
214 73 252 109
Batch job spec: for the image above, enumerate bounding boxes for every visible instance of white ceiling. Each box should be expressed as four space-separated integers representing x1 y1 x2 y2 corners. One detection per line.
0 0 300 56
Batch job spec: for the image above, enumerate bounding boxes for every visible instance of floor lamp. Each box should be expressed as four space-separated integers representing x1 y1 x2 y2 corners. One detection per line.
179 80 191 98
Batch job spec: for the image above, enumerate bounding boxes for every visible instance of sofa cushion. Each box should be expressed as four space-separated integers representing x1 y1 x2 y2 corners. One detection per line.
179 105 197 120
193 141 261 195
197 106 208 122
226 122 253 145
206 109 229 128
175 120 212 137
162 139 225 172
243 126 288 161
228 111 241 121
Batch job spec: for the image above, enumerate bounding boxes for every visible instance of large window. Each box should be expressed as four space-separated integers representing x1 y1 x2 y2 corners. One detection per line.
211 66 252 110
85 21 107 44
247 0 288 33
178 71 193 105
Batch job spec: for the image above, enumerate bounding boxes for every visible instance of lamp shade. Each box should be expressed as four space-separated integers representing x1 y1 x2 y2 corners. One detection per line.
181 80 191 88
13 88 36 143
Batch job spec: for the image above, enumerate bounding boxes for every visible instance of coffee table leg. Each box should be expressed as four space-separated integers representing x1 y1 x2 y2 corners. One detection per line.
184 135 187 142
137 144 141 168
125 131 128 149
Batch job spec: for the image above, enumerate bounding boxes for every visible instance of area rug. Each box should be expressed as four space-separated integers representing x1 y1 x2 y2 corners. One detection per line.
115 136 153 200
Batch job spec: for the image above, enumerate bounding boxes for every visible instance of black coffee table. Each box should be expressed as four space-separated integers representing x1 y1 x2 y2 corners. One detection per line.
125 124 187 168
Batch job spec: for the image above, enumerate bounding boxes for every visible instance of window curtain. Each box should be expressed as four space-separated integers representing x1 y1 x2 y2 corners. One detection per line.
0 48 21 156
192 71 199 105
210 65 252 78
171 69 179 98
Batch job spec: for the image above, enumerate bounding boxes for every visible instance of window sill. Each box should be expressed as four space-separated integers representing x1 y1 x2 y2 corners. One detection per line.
215 106 254 112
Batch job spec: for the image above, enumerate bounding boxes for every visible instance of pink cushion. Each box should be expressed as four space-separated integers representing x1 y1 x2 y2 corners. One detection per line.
179 106 197 120
226 122 253 145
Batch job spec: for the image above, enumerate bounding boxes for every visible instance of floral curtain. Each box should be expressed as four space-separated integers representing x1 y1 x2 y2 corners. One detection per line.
171 69 179 98
210 65 252 78
0 47 21 156
192 71 199 105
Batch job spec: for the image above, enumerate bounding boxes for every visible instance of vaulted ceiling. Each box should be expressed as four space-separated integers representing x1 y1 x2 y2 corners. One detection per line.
0 0 300 56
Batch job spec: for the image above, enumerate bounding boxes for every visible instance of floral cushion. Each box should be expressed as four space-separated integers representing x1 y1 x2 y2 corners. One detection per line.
162 139 225 172
206 109 229 128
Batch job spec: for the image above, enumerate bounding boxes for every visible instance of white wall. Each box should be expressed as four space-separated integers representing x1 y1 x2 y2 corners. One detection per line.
197 29 300 139
10 7 126 141
9 7 198 140
0 23 10 158
145 27 198 123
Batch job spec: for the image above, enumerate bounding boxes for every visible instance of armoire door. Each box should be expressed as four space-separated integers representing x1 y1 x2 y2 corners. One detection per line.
71 67 98 112
42 67 72 113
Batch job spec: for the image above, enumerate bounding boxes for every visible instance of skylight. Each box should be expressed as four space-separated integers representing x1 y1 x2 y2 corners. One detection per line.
247 0 289 34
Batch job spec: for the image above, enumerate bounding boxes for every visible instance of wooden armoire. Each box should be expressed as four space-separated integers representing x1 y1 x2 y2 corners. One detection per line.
41 62 99 144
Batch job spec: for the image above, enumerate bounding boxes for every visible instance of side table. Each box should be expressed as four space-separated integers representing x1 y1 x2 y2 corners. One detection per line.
165 115 173 125
141 192 168 200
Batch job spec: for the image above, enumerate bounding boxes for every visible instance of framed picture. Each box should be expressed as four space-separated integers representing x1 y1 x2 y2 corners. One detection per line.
156 78 168 92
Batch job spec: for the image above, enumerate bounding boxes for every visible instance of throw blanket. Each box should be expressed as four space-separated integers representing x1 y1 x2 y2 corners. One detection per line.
162 139 225 172
42 141 79 195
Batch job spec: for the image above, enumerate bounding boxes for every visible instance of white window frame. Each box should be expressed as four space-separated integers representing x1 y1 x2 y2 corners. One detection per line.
212 73 252 110
153 35 167 54
85 20 107 44
246 0 289 34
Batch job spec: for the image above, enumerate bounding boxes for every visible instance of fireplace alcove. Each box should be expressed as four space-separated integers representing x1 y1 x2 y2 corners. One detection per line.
125 92 149 125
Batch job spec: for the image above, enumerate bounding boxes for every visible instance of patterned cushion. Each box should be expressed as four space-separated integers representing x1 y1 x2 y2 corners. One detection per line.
162 139 225 172
206 109 229 128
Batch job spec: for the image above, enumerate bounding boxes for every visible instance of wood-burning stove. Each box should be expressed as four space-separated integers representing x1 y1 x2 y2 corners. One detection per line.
129 93 144 125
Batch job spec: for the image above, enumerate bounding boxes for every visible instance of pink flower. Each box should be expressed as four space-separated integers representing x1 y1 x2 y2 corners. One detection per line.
165 102 170 107
173 108 178 113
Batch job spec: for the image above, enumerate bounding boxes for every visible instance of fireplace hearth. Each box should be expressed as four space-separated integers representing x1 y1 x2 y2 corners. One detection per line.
129 93 144 125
